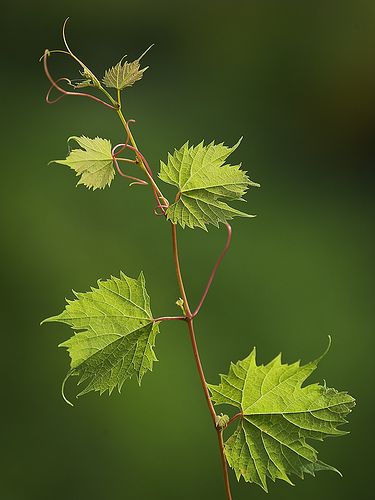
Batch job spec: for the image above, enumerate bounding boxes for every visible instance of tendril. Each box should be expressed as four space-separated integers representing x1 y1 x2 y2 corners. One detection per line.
45 77 71 104
154 202 169 216
111 144 148 186
42 49 116 109
112 120 168 214
113 118 137 157
192 223 233 318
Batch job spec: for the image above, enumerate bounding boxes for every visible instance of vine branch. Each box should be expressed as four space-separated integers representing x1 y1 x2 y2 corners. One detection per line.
171 222 233 499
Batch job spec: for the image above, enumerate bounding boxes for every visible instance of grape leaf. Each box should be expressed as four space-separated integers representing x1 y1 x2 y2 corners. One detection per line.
208 340 355 491
102 57 148 90
50 136 115 190
42 272 159 403
158 139 260 229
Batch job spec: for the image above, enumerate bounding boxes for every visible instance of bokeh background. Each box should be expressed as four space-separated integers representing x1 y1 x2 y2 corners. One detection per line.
1 1 374 499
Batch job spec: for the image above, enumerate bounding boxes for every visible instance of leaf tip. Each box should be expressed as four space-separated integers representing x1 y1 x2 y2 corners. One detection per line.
40 314 58 325
233 136 243 149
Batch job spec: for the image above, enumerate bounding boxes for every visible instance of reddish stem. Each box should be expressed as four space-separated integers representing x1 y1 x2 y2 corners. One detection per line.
225 412 243 429
217 431 233 500
186 318 217 424
43 50 116 109
126 145 155 179
192 223 232 318
171 223 233 499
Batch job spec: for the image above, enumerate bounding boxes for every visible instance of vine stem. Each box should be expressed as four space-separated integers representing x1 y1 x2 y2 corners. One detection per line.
117 101 233 499
218 430 233 500
171 223 233 500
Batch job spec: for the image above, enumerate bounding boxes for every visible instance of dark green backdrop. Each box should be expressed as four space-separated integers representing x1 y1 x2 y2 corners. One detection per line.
1 1 373 499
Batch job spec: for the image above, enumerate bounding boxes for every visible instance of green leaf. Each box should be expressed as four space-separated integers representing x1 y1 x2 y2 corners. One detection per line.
102 52 149 90
42 272 159 403
158 139 259 229
208 340 355 491
50 136 115 190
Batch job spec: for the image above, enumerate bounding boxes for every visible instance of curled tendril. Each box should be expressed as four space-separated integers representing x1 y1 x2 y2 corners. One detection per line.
112 119 169 215
111 144 148 186
41 18 117 109
126 144 168 215
61 18 100 88
46 77 71 104
42 49 116 109
114 119 137 157
154 202 169 216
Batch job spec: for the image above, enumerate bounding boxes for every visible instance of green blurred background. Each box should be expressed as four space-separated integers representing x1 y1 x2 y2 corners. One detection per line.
1 1 373 498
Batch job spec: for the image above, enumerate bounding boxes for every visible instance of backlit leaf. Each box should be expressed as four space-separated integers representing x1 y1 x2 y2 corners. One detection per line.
159 139 259 229
102 46 153 91
208 340 355 491
42 272 159 402
50 136 115 190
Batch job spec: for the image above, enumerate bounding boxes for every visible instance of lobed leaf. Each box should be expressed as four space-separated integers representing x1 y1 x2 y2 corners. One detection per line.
50 136 115 190
102 55 148 90
159 139 259 229
42 272 159 402
208 340 355 491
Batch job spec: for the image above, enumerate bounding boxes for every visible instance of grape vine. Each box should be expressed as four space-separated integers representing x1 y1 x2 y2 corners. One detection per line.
41 19 355 499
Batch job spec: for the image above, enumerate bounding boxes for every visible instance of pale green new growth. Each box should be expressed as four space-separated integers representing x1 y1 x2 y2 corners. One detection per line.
42 272 159 402
50 136 115 190
103 59 147 90
102 45 153 90
158 139 260 229
102 50 152 90
208 340 355 491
